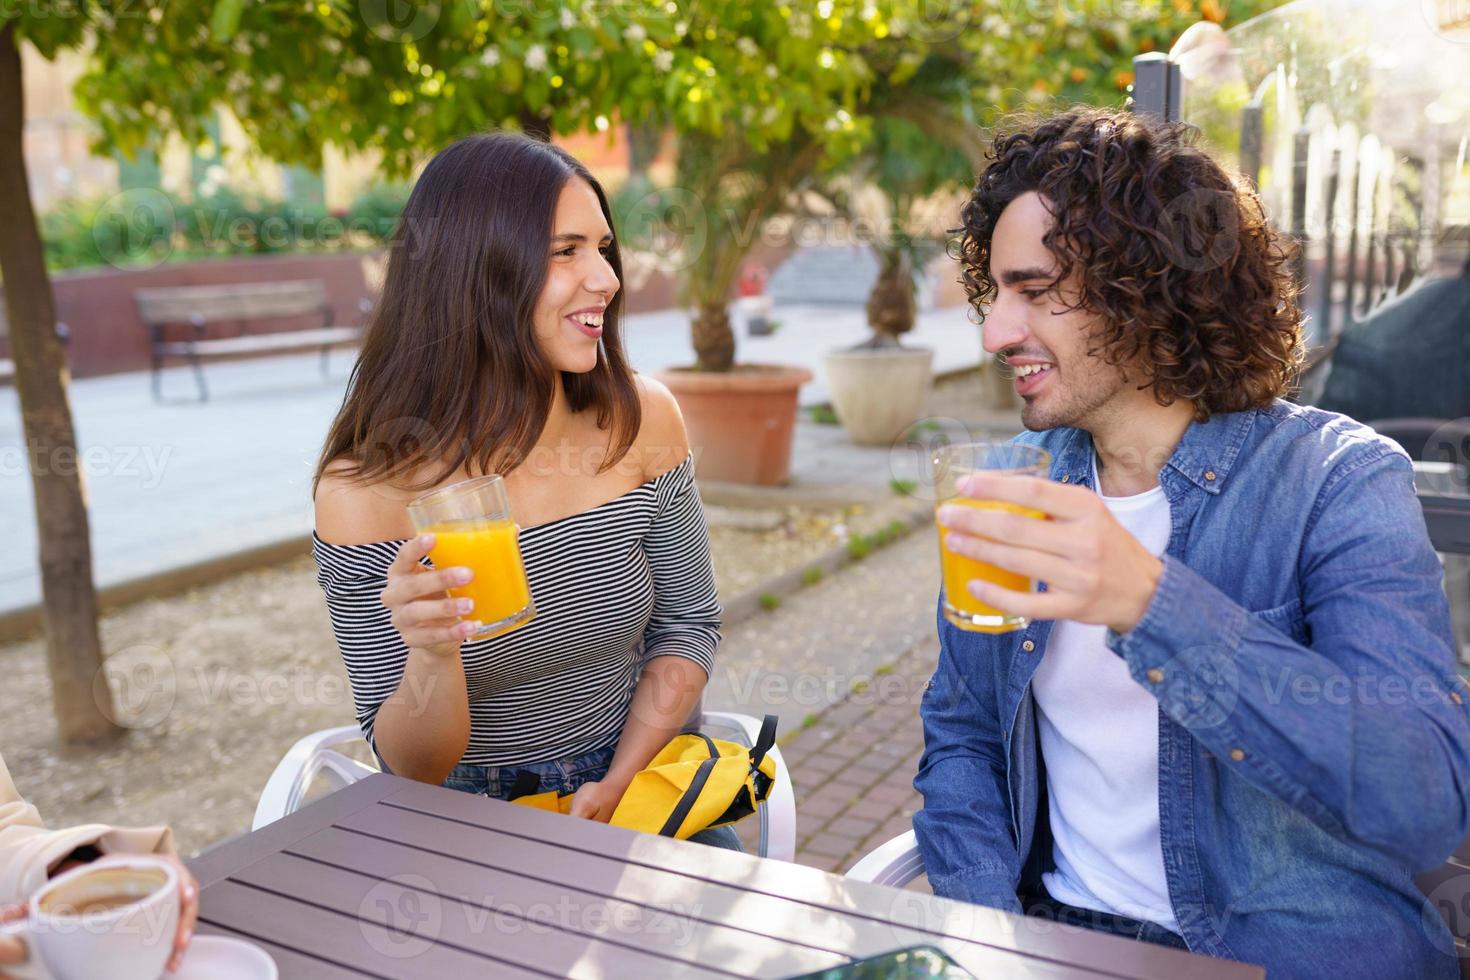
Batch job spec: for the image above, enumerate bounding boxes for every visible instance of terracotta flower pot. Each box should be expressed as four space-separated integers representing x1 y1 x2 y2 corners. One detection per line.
656 364 813 486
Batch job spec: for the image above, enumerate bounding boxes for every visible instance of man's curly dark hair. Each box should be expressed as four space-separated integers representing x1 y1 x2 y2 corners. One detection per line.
958 106 1304 419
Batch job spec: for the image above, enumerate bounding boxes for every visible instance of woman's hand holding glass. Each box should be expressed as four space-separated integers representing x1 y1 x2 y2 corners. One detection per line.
381 532 480 658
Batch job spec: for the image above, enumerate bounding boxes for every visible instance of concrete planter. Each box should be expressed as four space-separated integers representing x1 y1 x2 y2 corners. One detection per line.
656 364 813 486
823 347 935 446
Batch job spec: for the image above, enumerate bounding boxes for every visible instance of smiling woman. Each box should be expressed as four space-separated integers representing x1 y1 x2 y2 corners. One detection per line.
306 131 741 853
316 131 639 491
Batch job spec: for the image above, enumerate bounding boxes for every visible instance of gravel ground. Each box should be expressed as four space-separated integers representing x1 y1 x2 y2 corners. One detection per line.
0 493 923 858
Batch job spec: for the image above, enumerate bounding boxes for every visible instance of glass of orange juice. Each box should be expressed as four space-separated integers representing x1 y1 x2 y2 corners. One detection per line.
407 475 536 641
932 441 1051 633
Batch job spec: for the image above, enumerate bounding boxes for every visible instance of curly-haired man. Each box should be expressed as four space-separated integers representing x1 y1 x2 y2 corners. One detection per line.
914 106 1470 979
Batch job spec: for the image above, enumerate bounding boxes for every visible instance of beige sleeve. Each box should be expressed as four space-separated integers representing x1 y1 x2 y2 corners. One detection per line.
0 751 174 905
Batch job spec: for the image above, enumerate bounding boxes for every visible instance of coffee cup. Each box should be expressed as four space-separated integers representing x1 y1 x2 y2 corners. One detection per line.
0 854 180 980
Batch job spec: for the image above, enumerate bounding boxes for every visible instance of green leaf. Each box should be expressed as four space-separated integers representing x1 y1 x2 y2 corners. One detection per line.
209 0 245 42
500 58 524 92
568 28 594 55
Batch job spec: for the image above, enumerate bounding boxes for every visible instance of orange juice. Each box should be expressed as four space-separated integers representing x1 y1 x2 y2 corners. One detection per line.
425 518 534 635
938 499 1046 633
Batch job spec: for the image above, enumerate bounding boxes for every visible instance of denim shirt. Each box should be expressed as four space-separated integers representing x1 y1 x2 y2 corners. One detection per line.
914 400 1470 979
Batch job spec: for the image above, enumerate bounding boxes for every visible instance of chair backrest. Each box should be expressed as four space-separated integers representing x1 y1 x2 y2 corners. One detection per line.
843 829 923 887
134 279 327 326
1373 418 1470 465
1419 832 1470 975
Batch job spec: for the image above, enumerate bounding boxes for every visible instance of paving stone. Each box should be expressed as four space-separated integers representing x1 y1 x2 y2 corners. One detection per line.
800 831 864 861
825 815 882 840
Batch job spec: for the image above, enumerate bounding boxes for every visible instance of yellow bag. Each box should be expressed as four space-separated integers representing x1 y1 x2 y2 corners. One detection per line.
511 715 779 840
511 790 574 815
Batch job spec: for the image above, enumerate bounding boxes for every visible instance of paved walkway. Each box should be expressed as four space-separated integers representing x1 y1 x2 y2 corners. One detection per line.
719 527 940 877
0 303 982 616
782 639 935 876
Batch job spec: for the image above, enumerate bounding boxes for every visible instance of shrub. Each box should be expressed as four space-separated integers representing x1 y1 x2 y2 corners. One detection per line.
346 184 410 243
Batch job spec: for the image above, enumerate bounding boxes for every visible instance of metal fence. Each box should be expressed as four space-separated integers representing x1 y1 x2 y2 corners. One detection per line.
1130 0 1470 660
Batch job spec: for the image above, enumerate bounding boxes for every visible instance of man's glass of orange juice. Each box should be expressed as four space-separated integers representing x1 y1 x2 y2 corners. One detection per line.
407 475 536 641
932 441 1051 633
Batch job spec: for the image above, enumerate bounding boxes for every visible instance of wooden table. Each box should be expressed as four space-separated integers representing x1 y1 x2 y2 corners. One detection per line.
189 773 1263 979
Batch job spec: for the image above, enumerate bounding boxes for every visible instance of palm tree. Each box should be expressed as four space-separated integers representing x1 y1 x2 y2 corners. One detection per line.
854 60 981 350
675 129 827 372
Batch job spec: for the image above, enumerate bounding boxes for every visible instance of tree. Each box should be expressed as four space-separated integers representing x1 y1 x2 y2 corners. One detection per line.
637 0 1287 372
838 43 984 348
1 19 118 742
857 115 976 347
652 1 976 371
0 0 724 739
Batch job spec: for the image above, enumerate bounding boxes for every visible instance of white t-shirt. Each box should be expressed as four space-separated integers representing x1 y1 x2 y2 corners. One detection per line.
1031 459 1178 932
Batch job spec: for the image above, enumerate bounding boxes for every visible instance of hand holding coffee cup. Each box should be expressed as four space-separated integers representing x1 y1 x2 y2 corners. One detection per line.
0 855 183 980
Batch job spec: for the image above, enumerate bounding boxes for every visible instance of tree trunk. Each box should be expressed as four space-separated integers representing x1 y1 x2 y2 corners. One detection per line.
0 23 121 742
691 301 736 373
864 248 916 344
627 118 664 179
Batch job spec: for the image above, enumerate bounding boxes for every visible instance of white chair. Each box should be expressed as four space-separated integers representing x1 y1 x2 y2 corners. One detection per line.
253 711 797 861
844 829 924 886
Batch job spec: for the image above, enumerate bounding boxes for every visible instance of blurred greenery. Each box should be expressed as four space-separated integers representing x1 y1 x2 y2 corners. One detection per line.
346 183 412 243
10 0 1285 329
39 183 408 272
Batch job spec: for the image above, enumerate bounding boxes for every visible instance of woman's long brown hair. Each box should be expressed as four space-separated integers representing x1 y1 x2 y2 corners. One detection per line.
314 131 640 494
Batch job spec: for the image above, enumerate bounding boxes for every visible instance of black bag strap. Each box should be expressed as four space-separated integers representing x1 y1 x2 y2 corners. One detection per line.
507 770 541 801
658 756 718 837
749 714 778 771
658 719 779 838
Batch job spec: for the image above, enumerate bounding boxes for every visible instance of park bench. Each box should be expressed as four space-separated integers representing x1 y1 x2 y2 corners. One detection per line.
133 279 362 402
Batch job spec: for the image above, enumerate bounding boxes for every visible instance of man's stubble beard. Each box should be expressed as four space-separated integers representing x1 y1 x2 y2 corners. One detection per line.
1020 365 1128 433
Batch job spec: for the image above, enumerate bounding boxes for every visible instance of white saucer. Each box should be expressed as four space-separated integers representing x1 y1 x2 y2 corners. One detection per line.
169 935 277 979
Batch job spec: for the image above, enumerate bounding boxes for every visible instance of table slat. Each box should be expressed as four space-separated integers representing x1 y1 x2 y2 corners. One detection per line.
191 774 398 888
237 846 751 980
193 922 374 980
199 878 551 979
